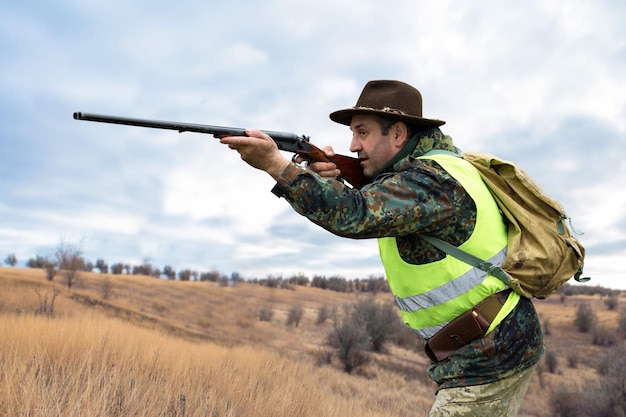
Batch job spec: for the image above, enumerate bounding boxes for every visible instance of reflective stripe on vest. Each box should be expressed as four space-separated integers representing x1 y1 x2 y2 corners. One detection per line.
378 153 510 339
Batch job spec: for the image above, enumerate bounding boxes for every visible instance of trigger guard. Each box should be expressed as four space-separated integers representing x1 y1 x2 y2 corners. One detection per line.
292 154 309 167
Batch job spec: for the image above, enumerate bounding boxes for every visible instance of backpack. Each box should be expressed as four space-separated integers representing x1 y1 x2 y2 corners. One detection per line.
420 151 589 299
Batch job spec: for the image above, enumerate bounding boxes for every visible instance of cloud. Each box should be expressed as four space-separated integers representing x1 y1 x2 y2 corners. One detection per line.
1 0 625 290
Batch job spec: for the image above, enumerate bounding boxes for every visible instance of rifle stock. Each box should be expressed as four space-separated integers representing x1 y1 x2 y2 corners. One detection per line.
73 112 369 188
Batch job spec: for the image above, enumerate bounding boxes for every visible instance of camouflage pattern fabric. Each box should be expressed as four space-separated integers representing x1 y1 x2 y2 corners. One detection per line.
271 127 544 389
428 365 536 417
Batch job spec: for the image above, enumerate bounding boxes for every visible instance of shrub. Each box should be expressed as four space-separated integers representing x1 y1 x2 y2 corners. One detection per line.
549 385 574 416
566 352 579 368
316 304 332 325
604 294 619 311
351 298 401 353
45 262 57 281
550 342 626 416
592 325 617 347
34 289 58 317
258 305 274 322
549 384 598 417
544 350 559 374
573 303 597 333
324 298 408 373
391 321 424 351
598 343 626 416
618 307 626 339
327 314 371 373
100 275 113 300
543 318 551 336
314 348 333 367
286 305 304 327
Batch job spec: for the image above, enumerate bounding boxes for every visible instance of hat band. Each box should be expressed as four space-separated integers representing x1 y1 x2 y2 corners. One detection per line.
351 106 411 116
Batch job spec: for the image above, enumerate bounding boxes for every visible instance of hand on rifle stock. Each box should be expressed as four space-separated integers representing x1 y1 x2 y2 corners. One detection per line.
292 144 369 188
295 146 342 180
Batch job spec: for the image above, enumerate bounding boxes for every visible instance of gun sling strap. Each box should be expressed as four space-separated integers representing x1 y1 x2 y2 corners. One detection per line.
419 234 513 287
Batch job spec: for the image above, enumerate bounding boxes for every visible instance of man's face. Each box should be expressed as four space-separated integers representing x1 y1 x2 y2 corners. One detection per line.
349 114 398 178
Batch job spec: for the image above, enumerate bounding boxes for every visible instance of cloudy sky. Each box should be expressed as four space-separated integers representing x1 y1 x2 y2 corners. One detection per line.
1 0 624 289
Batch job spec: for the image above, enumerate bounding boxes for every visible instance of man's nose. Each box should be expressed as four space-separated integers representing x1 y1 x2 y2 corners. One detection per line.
349 136 361 153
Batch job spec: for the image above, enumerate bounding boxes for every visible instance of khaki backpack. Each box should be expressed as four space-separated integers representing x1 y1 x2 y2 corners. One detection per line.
420 151 589 299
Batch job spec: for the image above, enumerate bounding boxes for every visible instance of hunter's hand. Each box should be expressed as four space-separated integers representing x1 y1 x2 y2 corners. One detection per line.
220 129 290 179
298 146 341 179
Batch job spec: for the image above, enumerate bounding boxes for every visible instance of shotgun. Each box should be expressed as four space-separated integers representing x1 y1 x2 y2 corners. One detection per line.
73 112 369 188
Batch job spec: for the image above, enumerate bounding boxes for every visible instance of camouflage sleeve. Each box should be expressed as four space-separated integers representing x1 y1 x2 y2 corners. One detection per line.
271 161 459 239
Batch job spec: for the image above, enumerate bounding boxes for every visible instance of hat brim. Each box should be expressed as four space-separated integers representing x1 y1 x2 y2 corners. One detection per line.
329 108 445 129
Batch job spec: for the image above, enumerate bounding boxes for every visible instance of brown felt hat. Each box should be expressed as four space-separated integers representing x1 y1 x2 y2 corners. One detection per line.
329 80 445 129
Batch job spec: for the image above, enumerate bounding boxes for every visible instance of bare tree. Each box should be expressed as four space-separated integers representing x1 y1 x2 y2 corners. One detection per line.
95 258 109 273
54 240 85 288
163 265 176 280
111 262 125 274
4 253 17 266
178 269 193 281
132 257 154 276
27 255 49 269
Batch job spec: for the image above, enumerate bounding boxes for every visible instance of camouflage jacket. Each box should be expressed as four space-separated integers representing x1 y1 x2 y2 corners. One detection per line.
271 128 543 387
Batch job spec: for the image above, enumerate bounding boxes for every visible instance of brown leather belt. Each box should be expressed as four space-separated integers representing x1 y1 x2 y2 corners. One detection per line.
425 289 512 363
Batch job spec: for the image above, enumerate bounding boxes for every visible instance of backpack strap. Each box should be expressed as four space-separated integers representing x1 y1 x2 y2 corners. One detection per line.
421 148 463 158
418 148 512 286
419 234 512 286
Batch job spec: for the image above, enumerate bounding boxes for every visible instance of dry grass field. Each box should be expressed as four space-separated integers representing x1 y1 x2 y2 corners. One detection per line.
0 266 621 416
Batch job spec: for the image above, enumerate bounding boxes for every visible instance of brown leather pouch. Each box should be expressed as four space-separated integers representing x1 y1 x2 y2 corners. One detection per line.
425 309 490 363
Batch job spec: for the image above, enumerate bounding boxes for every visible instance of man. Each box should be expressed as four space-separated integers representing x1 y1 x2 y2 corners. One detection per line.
220 80 543 416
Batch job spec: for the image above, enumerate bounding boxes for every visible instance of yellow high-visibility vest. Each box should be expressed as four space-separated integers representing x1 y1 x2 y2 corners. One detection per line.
378 153 519 339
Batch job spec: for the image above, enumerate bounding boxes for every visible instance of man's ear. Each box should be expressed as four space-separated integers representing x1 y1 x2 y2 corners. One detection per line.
392 122 410 148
